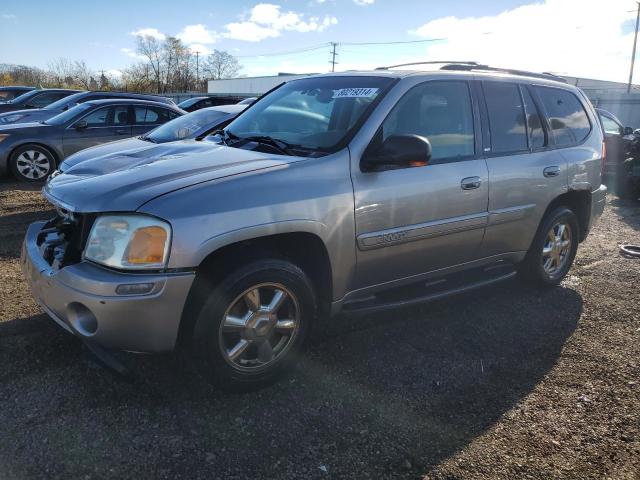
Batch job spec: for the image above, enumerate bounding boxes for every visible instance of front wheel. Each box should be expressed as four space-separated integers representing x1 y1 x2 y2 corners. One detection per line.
519 207 579 287
189 258 316 391
9 144 56 182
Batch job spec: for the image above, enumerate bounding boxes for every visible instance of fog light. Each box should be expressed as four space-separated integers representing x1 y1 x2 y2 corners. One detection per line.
116 283 155 295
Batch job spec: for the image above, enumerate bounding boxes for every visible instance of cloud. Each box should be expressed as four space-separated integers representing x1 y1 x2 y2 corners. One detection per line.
1 13 16 20
105 69 123 78
186 43 214 56
224 3 338 42
120 47 144 59
353 0 374 5
130 27 166 41
409 0 637 82
177 24 217 45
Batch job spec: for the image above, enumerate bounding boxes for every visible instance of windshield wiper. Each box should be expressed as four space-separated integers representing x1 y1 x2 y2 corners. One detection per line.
139 135 158 143
204 128 239 144
238 135 297 155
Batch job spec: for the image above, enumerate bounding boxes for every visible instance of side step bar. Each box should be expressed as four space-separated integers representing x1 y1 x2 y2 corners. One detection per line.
342 263 517 314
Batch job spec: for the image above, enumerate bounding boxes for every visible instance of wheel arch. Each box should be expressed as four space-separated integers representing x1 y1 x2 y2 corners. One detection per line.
542 189 591 242
177 230 334 348
9 142 61 168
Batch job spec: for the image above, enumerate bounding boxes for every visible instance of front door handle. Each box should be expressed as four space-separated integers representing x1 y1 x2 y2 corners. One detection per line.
115 128 129 135
543 166 560 177
461 176 481 190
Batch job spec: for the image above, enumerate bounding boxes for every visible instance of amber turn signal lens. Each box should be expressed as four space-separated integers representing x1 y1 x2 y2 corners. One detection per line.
125 226 167 265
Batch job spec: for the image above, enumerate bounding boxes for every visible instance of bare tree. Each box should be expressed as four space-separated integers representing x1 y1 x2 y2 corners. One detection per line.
136 35 163 93
202 50 241 80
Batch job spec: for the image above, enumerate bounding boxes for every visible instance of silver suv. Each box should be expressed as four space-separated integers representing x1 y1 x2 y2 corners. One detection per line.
22 63 607 389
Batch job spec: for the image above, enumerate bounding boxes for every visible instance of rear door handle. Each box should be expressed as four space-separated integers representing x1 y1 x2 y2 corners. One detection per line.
461 176 481 190
543 166 560 177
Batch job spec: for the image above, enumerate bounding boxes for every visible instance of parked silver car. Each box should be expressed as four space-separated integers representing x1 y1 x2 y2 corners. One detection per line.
22 64 607 389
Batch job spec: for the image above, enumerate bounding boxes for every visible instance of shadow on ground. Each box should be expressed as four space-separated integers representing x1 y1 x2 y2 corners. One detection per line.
0 279 582 479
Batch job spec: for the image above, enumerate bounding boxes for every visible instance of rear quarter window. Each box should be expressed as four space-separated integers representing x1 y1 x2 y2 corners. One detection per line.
534 86 590 147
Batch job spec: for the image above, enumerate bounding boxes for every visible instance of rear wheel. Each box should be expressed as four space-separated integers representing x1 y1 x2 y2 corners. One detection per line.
188 258 316 391
519 207 579 286
9 144 55 182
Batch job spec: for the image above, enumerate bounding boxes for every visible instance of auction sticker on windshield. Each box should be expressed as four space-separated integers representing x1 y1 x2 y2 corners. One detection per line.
332 88 379 98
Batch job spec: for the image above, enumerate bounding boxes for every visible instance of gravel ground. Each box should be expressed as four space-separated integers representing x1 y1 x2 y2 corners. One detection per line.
0 178 638 479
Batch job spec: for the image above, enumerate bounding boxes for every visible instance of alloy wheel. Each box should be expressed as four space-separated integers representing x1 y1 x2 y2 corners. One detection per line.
15 150 52 180
542 222 572 276
218 283 300 372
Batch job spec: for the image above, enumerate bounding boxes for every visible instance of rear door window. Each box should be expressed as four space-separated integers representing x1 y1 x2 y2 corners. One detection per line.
483 82 527 154
534 86 591 146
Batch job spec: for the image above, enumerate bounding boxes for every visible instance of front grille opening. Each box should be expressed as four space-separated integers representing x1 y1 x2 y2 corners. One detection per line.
36 213 96 269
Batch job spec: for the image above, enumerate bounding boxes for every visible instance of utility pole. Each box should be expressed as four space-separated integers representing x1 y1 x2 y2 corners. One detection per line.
330 42 338 72
628 2 640 93
195 51 200 92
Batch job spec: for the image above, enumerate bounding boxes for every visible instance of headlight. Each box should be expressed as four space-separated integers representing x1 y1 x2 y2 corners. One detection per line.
0 114 25 124
84 215 172 270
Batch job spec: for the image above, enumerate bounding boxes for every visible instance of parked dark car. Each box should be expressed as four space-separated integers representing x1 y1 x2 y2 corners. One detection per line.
177 95 243 112
0 99 184 181
0 86 36 102
0 88 81 114
596 108 635 194
60 104 248 172
0 91 175 125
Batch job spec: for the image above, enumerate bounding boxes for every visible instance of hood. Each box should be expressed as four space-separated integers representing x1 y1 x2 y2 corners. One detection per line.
60 137 150 171
45 140 296 213
0 108 57 125
0 121 52 134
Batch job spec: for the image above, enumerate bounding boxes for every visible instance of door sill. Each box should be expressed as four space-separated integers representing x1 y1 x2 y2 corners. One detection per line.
341 261 516 314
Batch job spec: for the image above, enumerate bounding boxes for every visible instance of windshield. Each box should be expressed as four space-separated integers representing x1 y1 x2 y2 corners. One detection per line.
178 97 203 109
146 108 228 143
44 103 93 126
7 89 39 104
226 76 394 154
44 92 85 110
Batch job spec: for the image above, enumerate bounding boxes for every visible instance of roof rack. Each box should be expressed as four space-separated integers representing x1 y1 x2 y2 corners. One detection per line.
376 61 567 83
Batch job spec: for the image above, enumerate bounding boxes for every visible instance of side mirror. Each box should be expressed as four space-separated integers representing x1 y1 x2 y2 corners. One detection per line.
624 126 633 135
74 120 88 130
362 134 432 171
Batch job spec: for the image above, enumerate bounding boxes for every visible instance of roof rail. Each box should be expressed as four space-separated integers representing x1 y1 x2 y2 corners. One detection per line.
375 61 480 70
439 63 567 83
375 61 567 83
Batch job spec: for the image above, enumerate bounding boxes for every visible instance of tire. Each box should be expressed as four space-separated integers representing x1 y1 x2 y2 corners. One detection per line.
519 207 579 287
188 258 316 391
9 144 56 182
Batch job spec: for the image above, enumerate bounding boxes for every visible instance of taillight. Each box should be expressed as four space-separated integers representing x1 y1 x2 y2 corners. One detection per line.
601 141 606 176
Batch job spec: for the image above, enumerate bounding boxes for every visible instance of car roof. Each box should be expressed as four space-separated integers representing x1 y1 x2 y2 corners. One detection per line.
305 63 571 88
84 98 182 108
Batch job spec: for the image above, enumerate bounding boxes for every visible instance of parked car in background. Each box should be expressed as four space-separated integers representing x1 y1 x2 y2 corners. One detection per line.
26 65 606 390
177 95 243 112
59 103 248 172
596 108 636 196
0 91 175 125
0 99 184 181
0 86 36 102
0 88 81 114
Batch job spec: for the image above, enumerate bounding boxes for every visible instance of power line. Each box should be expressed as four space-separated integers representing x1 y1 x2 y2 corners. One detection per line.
235 43 330 58
341 38 446 46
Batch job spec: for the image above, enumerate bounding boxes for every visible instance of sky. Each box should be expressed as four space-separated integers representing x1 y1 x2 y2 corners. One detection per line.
0 0 639 82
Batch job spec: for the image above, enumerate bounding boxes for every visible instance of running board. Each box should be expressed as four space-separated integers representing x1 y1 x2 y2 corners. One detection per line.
342 262 517 314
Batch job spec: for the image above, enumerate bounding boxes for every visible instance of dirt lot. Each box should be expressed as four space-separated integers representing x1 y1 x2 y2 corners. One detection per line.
0 178 638 480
